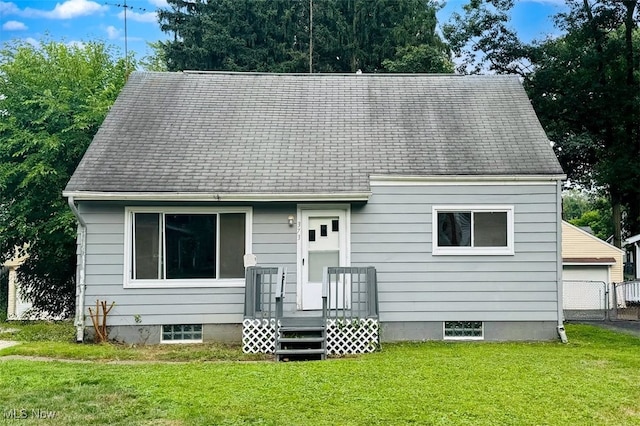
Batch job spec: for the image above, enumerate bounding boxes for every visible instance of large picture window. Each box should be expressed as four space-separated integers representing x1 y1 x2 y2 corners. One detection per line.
125 207 251 287
432 206 514 255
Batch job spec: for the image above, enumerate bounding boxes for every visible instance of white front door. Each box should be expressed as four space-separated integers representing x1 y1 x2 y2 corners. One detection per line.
299 209 348 310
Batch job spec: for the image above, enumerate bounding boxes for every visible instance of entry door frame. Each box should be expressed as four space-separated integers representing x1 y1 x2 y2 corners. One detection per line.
296 204 351 310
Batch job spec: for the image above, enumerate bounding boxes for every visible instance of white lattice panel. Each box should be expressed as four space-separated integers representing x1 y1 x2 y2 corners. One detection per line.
326 318 379 354
242 319 276 353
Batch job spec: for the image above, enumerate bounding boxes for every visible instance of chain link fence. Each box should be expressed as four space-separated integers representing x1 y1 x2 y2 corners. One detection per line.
612 281 640 320
563 280 609 321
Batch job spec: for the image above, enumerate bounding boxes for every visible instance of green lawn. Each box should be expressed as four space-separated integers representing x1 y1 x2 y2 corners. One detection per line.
1 324 639 425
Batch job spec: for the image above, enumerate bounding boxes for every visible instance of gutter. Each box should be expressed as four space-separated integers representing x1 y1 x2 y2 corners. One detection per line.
61 191 371 203
67 196 87 343
556 180 568 343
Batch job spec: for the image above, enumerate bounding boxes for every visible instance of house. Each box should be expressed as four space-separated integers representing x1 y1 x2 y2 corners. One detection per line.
624 233 640 280
63 71 566 350
562 221 623 284
561 221 624 313
620 234 640 307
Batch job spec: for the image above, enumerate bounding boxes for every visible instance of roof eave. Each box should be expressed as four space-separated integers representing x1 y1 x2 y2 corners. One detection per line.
563 256 618 266
62 191 372 202
370 174 566 186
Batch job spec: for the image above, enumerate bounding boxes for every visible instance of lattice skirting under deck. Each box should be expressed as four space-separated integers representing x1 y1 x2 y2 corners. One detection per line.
242 317 380 354
242 318 277 353
326 318 380 354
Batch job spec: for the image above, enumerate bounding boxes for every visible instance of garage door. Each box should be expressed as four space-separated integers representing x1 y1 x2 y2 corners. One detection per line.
562 265 609 283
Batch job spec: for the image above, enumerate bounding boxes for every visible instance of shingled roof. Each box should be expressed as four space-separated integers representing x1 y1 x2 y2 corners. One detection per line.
65 71 564 198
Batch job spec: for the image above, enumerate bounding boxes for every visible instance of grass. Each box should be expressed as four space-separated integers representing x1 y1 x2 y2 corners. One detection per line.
0 324 639 425
0 321 269 362
0 320 75 342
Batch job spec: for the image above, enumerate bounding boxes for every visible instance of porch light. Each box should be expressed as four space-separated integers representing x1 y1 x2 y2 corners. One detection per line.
288 215 295 226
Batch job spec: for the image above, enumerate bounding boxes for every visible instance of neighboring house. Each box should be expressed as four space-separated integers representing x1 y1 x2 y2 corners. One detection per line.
624 233 640 280
63 71 565 348
562 220 624 284
561 221 624 312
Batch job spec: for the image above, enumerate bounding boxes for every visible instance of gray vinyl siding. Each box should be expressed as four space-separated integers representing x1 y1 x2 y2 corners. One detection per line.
78 182 560 328
351 184 560 323
250 204 298 313
78 203 297 327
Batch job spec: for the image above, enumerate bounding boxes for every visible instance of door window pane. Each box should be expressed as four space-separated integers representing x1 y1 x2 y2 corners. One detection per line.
134 213 161 279
219 213 246 278
308 251 339 282
165 214 216 279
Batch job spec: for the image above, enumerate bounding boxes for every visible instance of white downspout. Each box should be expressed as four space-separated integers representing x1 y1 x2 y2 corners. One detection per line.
67 196 87 342
556 180 568 343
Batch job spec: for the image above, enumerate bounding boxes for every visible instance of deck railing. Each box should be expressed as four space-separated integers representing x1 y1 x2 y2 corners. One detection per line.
244 266 286 319
322 266 379 321
243 265 379 354
244 265 378 321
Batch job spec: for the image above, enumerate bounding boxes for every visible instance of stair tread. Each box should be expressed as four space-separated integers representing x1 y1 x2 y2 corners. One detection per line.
278 337 325 343
280 317 324 327
279 326 325 331
276 348 326 355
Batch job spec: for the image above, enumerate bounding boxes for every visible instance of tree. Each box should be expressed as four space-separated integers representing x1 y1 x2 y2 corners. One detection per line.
0 40 130 316
156 0 453 73
443 0 639 247
526 1 639 247
140 41 168 71
442 0 529 75
563 190 615 240
563 189 592 221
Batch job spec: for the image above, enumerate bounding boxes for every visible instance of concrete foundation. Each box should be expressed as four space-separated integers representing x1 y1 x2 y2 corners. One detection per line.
381 321 559 342
91 321 559 344
96 323 243 345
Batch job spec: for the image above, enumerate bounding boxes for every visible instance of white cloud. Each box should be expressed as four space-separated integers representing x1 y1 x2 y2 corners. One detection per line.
148 0 168 7
45 0 108 19
118 9 157 23
66 40 86 48
24 37 39 47
2 19 26 30
0 1 19 16
1 0 107 19
106 25 120 40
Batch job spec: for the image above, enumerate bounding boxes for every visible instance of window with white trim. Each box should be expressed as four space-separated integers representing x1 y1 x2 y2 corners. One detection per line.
444 321 484 340
432 206 514 255
125 207 251 287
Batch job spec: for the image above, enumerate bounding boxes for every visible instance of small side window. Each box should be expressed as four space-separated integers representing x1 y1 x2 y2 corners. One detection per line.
161 324 203 343
444 321 483 340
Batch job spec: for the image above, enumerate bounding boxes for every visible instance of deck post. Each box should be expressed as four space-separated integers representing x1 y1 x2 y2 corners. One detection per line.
275 267 285 320
244 266 256 318
366 266 378 318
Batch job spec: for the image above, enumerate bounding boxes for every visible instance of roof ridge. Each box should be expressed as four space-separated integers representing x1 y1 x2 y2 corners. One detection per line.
174 70 514 78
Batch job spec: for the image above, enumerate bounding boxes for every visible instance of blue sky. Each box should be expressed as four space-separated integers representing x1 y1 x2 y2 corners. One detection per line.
0 0 567 66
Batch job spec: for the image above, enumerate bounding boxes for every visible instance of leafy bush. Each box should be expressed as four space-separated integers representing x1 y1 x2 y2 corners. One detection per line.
0 268 7 322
